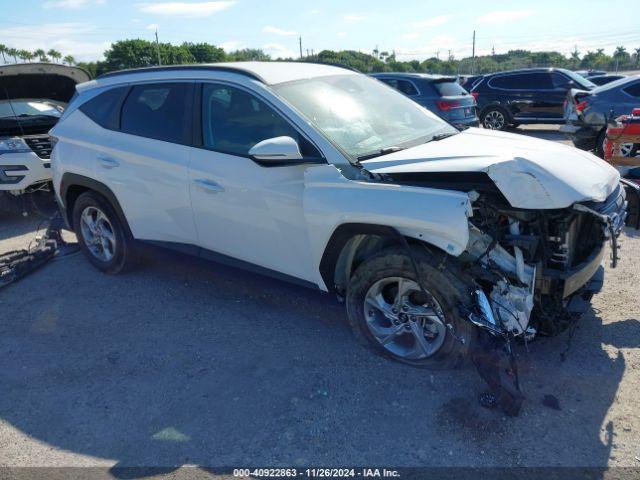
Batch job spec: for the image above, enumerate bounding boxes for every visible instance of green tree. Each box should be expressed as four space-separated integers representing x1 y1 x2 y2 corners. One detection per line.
227 48 270 61
7 48 18 63
63 55 75 65
182 42 226 63
33 49 48 62
47 49 62 63
17 50 32 62
635 47 640 68
0 44 7 63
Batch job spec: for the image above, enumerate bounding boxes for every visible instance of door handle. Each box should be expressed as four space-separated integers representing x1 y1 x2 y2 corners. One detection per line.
193 178 225 194
98 156 119 169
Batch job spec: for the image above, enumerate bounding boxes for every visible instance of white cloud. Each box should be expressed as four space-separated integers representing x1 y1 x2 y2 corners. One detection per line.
146 23 159 30
220 40 244 51
263 25 297 36
138 1 234 18
1 22 109 61
344 13 367 22
306 9 320 15
412 15 449 29
262 43 298 59
476 10 533 24
394 34 470 60
337 32 346 38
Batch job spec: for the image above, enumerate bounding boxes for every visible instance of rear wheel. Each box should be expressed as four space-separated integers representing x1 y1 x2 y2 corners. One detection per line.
72 191 136 274
345 246 476 369
481 107 510 131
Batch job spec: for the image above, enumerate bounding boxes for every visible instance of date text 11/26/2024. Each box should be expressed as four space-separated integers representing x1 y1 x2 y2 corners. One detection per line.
233 468 401 478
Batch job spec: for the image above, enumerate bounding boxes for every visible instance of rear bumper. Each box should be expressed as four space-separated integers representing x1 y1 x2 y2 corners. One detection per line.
451 117 480 128
562 123 601 151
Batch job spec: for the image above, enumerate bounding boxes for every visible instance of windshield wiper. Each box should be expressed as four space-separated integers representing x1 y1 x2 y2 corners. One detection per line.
356 145 406 161
427 132 458 143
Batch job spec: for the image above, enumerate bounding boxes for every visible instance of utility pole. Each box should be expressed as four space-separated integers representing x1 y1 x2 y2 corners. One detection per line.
155 29 161 66
436 50 440 60
299 36 303 59
471 30 476 74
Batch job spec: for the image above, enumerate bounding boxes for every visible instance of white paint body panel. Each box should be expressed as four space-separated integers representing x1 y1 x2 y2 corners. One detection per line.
303 165 473 290
0 151 51 191
189 148 317 282
363 128 620 209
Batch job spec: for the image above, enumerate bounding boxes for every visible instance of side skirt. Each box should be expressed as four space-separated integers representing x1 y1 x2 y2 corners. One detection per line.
140 240 321 291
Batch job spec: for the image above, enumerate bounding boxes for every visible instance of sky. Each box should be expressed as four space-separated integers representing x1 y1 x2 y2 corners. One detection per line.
1 0 639 63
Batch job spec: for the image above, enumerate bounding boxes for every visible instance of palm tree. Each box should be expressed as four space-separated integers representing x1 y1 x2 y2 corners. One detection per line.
47 49 61 63
33 49 48 62
63 54 75 65
7 48 18 63
17 50 31 62
0 44 7 64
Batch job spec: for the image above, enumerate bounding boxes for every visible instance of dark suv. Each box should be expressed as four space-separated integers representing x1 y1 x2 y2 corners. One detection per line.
472 68 596 130
370 73 478 128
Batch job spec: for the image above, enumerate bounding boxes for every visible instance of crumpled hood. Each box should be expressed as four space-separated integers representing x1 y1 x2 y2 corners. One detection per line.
362 127 620 209
0 63 90 103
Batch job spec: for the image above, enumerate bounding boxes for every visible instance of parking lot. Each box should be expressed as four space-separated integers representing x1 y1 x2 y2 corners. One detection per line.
1 126 639 476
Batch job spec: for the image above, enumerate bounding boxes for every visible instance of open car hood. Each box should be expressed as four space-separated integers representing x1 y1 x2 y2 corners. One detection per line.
361 128 620 209
0 63 90 103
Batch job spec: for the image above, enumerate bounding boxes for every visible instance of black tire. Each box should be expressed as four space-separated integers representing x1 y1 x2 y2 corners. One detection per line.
345 246 477 369
480 106 510 131
72 190 136 274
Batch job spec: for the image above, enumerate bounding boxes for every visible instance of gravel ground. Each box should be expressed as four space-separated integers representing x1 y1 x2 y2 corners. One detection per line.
0 126 639 478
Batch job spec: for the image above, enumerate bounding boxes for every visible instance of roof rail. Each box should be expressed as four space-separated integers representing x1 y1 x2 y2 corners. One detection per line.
96 64 266 83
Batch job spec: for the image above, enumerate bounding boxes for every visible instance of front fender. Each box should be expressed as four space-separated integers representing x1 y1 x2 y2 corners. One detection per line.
304 165 472 290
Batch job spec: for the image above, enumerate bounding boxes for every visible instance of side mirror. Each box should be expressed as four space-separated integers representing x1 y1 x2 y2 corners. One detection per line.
248 136 303 163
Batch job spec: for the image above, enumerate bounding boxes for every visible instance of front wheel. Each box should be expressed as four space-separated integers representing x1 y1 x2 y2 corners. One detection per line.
345 246 477 369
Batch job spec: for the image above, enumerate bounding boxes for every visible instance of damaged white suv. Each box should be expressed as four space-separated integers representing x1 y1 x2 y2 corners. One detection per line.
51 62 639 369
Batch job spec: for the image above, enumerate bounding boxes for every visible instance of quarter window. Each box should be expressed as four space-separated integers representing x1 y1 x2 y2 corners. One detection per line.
120 83 192 144
79 86 128 130
623 82 640 97
201 83 319 158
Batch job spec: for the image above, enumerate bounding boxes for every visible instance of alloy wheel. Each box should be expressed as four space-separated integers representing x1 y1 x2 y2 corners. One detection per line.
363 277 447 360
483 110 505 130
80 206 116 262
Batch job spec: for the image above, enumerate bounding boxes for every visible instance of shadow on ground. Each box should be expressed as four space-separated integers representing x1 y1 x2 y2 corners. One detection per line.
0 238 633 476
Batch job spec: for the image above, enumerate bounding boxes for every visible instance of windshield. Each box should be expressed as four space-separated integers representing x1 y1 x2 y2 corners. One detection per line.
0 99 64 120
272 74 456 160
562 70 596 89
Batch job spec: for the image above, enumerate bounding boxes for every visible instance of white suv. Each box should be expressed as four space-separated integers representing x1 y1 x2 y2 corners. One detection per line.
50 62 637 368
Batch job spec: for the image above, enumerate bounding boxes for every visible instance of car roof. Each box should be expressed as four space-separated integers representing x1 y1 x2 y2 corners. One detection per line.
484 67 568 77
370 72 456 81
94 61 356 86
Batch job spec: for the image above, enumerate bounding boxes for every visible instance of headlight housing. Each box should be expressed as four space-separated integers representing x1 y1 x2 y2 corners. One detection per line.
0 137 31 155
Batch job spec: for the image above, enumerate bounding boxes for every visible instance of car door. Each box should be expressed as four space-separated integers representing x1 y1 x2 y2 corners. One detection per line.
99 81 198 245
188 82 323 283
487 74 529 119
546 72 574 119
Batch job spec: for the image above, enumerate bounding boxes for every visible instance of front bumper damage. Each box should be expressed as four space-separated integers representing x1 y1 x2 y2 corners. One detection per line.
461 182 630 415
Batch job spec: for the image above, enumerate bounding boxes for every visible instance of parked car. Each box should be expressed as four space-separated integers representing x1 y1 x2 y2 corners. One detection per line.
51 62 636 370
369 73 479 128
575 69 607 78
561 75 640 157
0 63 90 213
589 74 626 86
459 74 484 91
471 68 596 130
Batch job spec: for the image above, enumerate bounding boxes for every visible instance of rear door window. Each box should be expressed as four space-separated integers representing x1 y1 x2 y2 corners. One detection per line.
379 78 419 96
489 73 553 90
79 86 129 130
432 80 467 96
120 82 193 144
